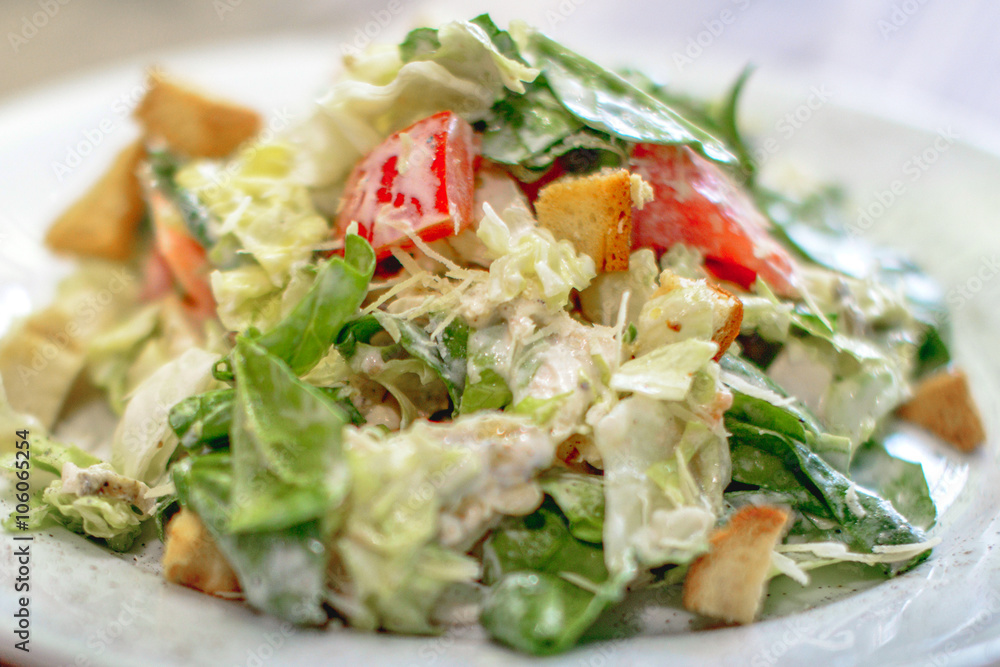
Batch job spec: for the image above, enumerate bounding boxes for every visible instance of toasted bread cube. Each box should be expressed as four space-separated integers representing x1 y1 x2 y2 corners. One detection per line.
653 269 743 360
135 71 261 158
896 368 986 451
682 505 790 625
534 168 633 272
45 141 145 261
163 509 241 597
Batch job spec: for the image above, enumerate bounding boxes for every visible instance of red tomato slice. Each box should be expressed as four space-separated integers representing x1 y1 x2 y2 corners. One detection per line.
335 111 478 260
149 190 215 320
630 143 799 296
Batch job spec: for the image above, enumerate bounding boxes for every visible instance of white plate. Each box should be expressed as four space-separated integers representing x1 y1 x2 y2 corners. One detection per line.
1 35 999 667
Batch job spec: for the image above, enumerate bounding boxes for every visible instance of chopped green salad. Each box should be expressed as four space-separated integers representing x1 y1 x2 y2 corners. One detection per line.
2 14 984 657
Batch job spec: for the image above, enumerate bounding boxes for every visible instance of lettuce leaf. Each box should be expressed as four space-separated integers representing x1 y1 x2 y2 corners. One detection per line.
539 470 605 544
172 453 329 625
294 18 537 188
610 339 718 401
481 502 628 655
726 416 931 574
228 337 350 533
167 388 234 450
594 393 728 574
40 479 144 552
111 348 220 485
477 202 596 311
258 233 375 375
521 31 735 164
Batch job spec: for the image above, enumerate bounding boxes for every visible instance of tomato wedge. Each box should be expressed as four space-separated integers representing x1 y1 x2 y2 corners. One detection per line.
149 189 215 319
630 143 799 296
335 111 478 260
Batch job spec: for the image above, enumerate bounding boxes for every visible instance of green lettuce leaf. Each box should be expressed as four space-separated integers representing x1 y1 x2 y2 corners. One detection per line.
228 337 350 533
40 480 144 552
477 203 596 311
539 470 605 544
522 31 735 164
610 339 718 401
481 502 628 655
849 439 935 530
111 348 220 485
172 453 328 625
168 388 234 450
257 233 375 376
726 417 930 574
459 368 513 414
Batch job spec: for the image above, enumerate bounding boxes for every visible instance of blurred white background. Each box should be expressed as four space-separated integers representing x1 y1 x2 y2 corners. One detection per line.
2 0 999 129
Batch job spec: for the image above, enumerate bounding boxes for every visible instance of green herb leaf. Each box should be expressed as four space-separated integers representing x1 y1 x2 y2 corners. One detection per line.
228 337 350 533
481 502 627 655
172 453 328 625
525 32 735 164
168 388 234 449
459 368 513 414
257 234 375 376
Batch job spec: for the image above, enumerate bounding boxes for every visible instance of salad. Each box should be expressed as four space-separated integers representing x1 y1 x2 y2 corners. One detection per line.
1 14 987 656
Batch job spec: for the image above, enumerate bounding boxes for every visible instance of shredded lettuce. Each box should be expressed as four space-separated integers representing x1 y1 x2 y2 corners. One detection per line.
594 388 730 575
330 413 554 633
611 339 718 401
111 348 220 485
40 471 145 552
177 142 332 332
477 202 596 311
294 18 537 188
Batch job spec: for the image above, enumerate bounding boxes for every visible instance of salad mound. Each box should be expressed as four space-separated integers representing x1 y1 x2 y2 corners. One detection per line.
1 14 987 656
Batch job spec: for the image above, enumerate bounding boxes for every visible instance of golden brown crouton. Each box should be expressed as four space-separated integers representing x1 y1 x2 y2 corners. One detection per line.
45 141 145 261
682 505 790 625
134 71 261 158
896 368 986 451
0 314 84 429
534 168 633 272
163 509 242 597
653 269 744 360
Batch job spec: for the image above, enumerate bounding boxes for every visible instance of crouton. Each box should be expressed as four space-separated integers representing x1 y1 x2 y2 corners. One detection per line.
682 505 790 625
163 508 241 597
134 71 261 158
653 269 743 360
45 141 145 261
0 307 86 428
534 168 633 272
896 368 986 451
